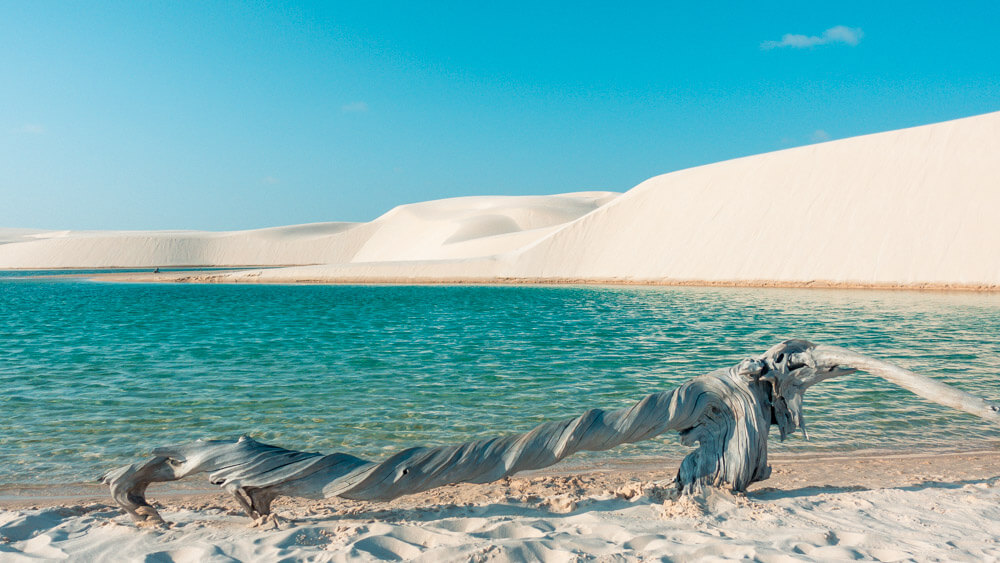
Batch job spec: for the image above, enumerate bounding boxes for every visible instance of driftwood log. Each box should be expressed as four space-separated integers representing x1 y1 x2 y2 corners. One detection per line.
101 340 1000 527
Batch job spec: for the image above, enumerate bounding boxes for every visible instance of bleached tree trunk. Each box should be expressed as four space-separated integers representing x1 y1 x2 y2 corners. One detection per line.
102 340 1000 527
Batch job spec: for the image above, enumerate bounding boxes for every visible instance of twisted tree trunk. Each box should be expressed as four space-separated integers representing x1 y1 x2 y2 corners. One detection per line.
101 340 1000 527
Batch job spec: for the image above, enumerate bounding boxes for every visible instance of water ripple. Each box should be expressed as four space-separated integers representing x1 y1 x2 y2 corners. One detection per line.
1 278 999 485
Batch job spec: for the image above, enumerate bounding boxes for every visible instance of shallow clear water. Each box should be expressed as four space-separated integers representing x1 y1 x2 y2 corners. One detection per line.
1 274 999 485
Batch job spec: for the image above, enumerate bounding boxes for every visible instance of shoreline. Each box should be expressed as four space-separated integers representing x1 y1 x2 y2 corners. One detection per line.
3 447 997 509
5 268 999 292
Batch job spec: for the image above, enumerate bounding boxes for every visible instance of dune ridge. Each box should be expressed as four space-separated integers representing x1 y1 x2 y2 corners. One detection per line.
0 192 617 270
511 110 1000 286
3 111 999 287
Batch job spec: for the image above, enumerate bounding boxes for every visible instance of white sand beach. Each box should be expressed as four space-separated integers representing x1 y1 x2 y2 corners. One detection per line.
2 450 998 561
3 111 999 289
4 114 999 562
6 4 999 561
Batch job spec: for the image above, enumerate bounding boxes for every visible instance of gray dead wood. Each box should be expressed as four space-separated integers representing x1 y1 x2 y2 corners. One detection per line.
101 340 1000 527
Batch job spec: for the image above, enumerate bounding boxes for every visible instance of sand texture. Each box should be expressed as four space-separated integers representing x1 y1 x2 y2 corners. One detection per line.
2 451 999 561
0 192 617 270
4 112 1000 288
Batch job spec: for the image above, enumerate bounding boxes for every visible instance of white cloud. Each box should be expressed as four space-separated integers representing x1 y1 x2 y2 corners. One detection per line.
261 176 280 185
15 124 46 134
341 101 369 113
810 129 831 143
762 26 863 50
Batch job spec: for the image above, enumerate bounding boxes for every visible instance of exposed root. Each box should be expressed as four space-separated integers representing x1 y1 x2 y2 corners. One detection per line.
250 513 283 530
133 505 168 529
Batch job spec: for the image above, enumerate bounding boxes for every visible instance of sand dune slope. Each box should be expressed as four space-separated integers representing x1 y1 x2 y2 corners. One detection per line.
204 111 1000 287
351 191 617 262
4 111 999 286
0 193 617 269
0 223 371 268
512 111 1000 286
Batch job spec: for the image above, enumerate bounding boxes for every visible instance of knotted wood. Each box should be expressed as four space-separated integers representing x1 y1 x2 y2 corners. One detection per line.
102 340 1000 527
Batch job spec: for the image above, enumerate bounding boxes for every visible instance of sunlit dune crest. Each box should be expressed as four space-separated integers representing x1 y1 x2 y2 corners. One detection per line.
2 111 998 288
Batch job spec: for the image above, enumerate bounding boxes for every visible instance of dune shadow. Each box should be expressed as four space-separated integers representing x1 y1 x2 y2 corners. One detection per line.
284 495 648 526
749 476 998 501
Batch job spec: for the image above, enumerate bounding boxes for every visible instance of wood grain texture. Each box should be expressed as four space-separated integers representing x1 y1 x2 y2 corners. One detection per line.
102 340 1000 527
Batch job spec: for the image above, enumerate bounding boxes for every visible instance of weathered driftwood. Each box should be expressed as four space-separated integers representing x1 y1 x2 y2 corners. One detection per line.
102 340 1000 527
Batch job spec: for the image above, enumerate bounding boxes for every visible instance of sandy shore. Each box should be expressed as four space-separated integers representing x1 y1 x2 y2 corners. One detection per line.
3 449 998 561
81 268 1000 292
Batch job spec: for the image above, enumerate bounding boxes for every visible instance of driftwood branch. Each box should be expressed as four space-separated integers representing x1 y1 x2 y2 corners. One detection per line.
101 340 1000 527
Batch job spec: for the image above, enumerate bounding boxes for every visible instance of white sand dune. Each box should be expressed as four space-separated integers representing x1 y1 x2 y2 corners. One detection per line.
350 192 618 263
511 110 1000 286
2 452 999 561
3 111 999 287
0 192 617 270
182 110 999 288
0 223 368 268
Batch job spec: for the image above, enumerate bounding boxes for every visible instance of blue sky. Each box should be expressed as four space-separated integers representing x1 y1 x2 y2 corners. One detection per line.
2 2 998 230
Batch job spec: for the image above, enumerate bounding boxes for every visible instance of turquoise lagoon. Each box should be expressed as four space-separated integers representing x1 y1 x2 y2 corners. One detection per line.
1 273 999 486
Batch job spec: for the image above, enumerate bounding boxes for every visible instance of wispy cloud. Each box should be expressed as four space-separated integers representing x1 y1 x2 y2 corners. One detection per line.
762 25 863 50
261 176 280 185
14 123 46 134
341 101 369 113
810 129 831 143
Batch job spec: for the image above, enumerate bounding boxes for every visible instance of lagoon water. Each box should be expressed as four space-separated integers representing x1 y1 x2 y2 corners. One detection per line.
2 273 999 486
